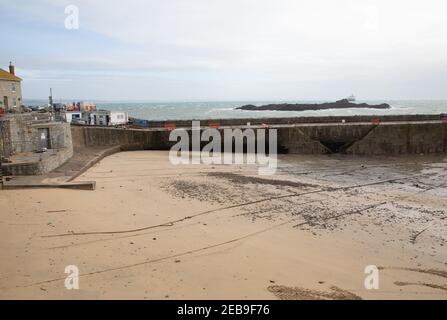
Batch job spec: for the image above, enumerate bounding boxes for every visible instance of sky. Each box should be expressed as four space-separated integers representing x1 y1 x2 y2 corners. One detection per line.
0 0 446 101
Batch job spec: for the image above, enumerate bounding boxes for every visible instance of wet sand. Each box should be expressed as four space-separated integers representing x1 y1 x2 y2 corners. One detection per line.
0 151 446 299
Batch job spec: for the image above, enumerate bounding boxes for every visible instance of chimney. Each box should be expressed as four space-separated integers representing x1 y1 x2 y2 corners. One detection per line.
9 61 15 75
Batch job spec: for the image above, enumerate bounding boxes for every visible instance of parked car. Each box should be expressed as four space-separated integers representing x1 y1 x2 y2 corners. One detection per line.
71 118 86 125
129 117 150 128
28 105 48 112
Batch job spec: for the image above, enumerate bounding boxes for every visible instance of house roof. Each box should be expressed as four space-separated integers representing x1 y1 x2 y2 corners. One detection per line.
0 68 22 82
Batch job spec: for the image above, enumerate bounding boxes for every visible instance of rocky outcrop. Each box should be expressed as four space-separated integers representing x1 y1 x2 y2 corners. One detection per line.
236 99 391 112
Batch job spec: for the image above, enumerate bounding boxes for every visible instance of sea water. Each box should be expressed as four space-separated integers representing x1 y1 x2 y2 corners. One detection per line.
24 99 447 121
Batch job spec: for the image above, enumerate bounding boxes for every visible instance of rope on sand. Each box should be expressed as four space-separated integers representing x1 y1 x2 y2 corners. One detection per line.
41 173 429 238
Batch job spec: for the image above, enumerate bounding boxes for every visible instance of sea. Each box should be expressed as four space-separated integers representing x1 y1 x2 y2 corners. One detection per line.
23 99 447 121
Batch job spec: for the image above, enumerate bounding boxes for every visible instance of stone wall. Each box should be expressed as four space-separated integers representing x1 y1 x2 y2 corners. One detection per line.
2 148 74 176
1 113 74 176
6 113 72 154
0 118 12 158
145 114 442 128
346 122 447 155
71 125 170 150
72 120 447 156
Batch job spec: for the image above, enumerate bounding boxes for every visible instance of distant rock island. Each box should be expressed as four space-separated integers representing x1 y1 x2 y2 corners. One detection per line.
236 99 391 112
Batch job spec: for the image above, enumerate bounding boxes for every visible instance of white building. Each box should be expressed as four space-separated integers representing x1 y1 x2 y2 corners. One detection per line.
82 110 128 126
63 111 83 123
109 111 128 126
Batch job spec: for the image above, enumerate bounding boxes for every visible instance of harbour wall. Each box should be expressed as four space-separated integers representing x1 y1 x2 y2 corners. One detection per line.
71 117 447 155
145 114 442 128
1 113 73 176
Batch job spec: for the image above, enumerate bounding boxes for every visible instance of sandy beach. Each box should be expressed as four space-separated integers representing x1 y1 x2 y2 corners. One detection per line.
0 151 446 299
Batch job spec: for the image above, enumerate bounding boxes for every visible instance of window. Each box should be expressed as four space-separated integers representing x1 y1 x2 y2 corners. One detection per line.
11 83 16 93
13 97 17 107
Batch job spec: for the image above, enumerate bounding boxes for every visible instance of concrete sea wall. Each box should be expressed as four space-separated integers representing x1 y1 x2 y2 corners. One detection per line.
146 114 442 128
280 122 447 155
71 118 447 156
71 125 171 150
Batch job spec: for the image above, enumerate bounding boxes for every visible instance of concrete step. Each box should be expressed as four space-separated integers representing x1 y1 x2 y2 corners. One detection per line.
2 180 96 190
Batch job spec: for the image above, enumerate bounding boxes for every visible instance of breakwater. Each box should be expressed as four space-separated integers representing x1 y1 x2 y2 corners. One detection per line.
71 114 447 155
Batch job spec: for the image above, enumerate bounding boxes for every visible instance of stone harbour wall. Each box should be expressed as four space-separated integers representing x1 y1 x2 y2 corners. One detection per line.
1 113 74 176
71 119 447 156
1 147 73 176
